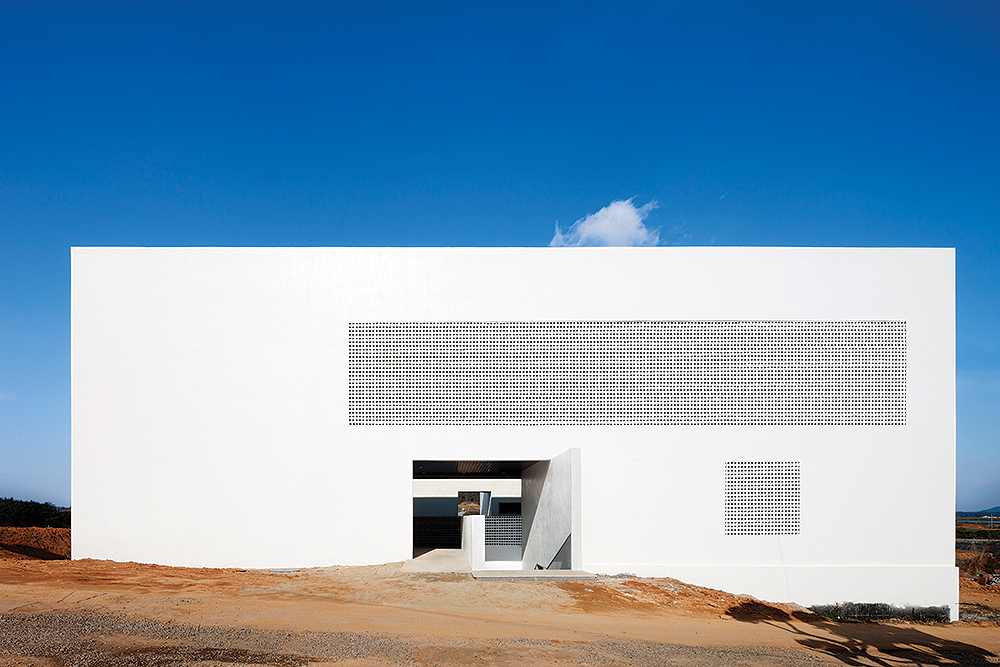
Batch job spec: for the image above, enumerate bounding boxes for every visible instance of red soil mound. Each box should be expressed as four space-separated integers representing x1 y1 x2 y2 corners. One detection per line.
0 526 71 560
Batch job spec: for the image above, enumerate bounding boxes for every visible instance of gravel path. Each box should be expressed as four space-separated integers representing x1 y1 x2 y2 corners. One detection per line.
0 609 410 666
0 609 836 666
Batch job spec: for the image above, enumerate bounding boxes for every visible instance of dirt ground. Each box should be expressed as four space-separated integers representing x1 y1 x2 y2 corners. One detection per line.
0 528 71 561
956 549 1000 623
1 530 999 666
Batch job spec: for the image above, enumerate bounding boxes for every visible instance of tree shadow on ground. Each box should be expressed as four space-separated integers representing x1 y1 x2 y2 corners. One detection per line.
0 543 67 560
727 600 999 666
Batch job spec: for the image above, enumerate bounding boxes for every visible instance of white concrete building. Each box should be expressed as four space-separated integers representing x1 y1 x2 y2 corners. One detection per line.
71 247 957 617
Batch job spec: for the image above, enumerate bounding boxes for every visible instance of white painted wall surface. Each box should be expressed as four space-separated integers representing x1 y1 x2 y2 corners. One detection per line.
72 246 956 613
461 515 484 569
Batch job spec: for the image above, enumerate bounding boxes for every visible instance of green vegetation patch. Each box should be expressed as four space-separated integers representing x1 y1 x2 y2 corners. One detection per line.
0 498 70 528
957 526 1000 539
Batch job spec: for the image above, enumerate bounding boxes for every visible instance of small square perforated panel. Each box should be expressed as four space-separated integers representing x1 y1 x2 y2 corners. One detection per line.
725 461 801 536
348 321 906 426
485 516 522 546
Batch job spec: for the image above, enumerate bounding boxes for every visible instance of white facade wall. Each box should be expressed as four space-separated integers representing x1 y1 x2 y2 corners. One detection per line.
71 247 956 614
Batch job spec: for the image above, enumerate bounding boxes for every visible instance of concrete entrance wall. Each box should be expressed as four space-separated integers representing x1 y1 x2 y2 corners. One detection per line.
522 449 581 570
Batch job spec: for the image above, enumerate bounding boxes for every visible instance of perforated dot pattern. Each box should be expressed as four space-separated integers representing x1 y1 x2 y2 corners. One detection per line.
348 321 906 426
485 515 523 546
725 461 801 536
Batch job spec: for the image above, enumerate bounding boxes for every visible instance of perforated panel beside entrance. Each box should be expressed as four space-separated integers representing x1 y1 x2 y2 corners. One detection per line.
485 515 523 561
725 461 801 536
349 321 906 426
485 516 523 546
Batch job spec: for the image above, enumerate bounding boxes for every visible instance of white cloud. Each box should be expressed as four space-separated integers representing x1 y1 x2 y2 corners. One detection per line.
0 391 15 401
550 199 660 247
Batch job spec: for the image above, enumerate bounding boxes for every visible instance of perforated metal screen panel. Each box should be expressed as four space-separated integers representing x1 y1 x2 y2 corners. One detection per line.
348 321 906 426
725 461 801 536
485 516 523 546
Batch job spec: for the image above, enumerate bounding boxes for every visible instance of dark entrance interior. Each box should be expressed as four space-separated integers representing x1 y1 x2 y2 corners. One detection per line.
411 460 537 556
412 516 462 549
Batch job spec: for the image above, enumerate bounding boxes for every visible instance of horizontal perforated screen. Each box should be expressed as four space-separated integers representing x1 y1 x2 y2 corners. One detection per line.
725 461 801 536
348 321 905 426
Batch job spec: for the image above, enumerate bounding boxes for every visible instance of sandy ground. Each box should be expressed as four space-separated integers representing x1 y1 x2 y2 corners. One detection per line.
0 530 998 665
0 528 70 561
1 558 999 666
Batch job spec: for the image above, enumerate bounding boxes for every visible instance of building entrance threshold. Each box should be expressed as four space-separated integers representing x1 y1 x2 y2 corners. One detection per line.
401 548 472 573
471 570 596 581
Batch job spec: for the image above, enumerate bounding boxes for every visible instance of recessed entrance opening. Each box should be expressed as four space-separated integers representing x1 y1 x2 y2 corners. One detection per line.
497 501 521 515
411 452 580 570
411 460 532 559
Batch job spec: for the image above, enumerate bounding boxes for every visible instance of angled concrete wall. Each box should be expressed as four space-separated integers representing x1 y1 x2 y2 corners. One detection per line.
522 449 580 570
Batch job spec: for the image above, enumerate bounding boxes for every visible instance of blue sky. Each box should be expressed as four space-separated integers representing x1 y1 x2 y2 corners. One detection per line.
1 1 997 510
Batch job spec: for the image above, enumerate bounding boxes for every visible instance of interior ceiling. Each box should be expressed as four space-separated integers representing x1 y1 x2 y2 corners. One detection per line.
412 460 540 479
